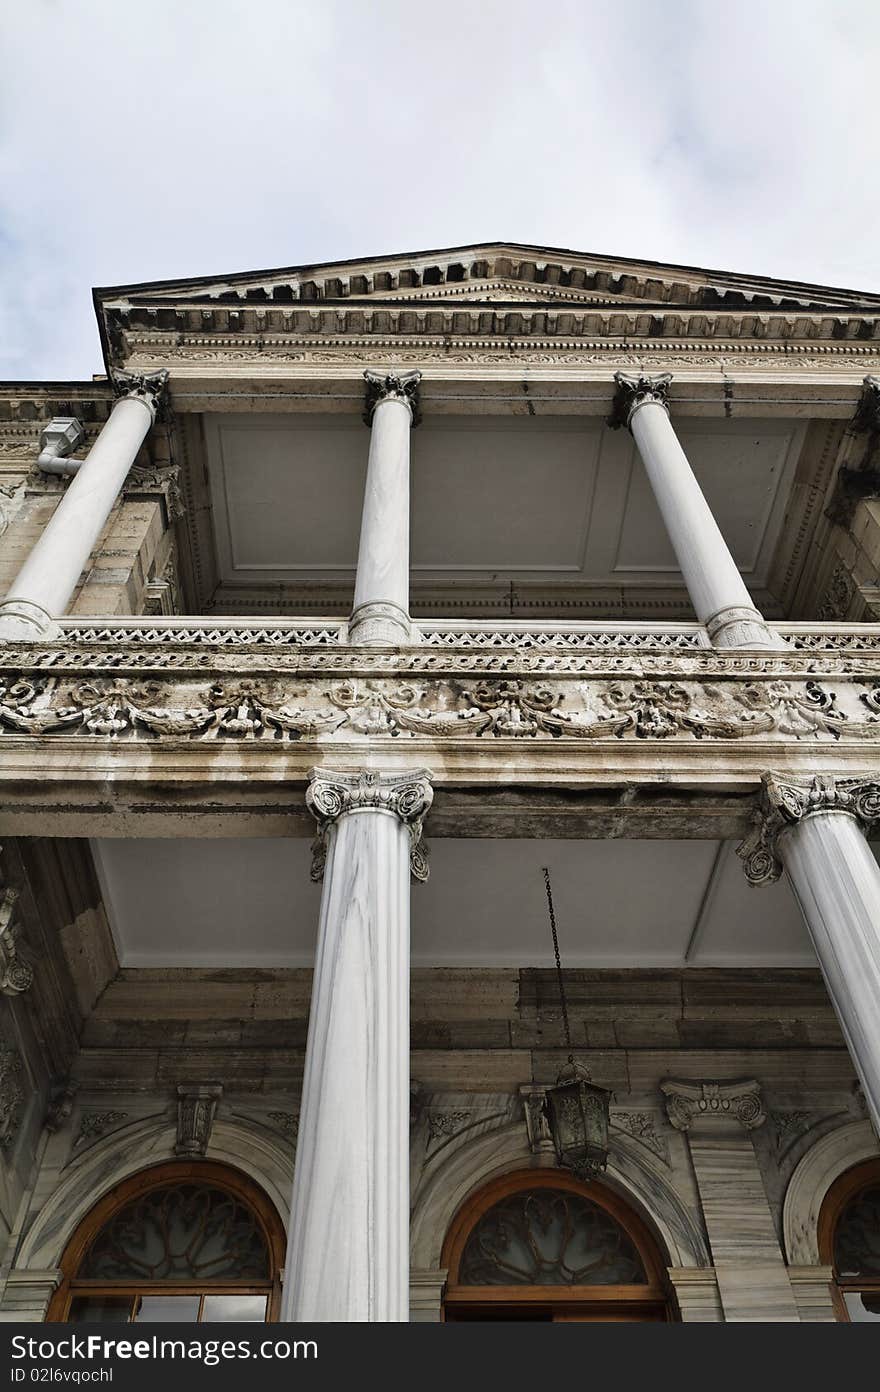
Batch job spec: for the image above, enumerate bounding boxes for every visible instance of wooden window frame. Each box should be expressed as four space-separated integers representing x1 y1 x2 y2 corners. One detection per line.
441 1168 673 1322
818 1158 880 1323
47 1160 285 1323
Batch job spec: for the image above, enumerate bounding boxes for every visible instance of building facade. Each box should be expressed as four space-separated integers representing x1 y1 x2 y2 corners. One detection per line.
0 243 878 1323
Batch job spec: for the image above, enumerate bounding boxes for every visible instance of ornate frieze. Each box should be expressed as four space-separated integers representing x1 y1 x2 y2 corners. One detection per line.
660 1079 766 1132
307 768 433 882
363 369 422 426
0 887 32 995
738 772 880 886
174 1084 223 1157
0 672 878 745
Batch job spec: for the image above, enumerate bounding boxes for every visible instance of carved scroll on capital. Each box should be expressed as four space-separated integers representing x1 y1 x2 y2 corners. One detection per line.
661 1079 765 1133
363 370 422 426
737 772 880 886
111 369 170 422
609 372 672 430
307 768 434 883
852 375 880 434
0 888 32 996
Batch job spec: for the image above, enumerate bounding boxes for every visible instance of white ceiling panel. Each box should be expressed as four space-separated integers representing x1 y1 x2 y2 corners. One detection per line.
92 835 826 970
204 413 803 592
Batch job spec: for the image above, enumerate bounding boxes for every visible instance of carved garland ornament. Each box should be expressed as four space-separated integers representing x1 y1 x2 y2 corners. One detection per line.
0 674 878 745
737 773 880 886
306 768 434 883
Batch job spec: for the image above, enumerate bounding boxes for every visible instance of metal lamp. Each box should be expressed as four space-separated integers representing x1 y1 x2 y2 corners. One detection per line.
541 867 611 1178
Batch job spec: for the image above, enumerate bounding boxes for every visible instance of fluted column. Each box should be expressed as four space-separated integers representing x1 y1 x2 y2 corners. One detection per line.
0 371 168 641
349 370 421 646
739 774 880 1134
611 373 783 649
282 768 433 1322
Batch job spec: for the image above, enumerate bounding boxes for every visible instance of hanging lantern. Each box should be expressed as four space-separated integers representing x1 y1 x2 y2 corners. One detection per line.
544 1056 611 1179
540 868 612 1180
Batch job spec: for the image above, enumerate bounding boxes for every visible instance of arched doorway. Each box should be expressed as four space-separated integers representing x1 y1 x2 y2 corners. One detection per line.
441 1169 673 1321
47 1160 285 1323
819 1159 880 1322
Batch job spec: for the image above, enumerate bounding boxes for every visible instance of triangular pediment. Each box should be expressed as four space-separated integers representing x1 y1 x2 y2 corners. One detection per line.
95 241 880 314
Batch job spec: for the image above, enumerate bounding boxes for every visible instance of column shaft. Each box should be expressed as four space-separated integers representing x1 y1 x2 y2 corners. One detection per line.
349 371 420 646
613 373 782 649
0 377 165 640
283 768 432 1322
779 811 880 1135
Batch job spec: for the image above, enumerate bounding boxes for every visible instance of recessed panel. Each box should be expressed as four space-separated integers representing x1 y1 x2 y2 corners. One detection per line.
410 418 600 571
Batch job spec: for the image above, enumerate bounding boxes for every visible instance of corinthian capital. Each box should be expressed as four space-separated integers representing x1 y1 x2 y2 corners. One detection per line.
852 375 880 434
609 372 673 430
363 370 422 426
307 768 433 882
737 772 880 886
661 1079 765 1133
111 369 170 422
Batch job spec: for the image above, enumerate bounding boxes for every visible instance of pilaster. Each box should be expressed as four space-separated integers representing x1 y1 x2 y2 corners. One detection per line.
661 1078 799 1321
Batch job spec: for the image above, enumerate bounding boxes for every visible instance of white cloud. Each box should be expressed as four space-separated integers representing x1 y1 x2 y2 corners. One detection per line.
2 0 878 378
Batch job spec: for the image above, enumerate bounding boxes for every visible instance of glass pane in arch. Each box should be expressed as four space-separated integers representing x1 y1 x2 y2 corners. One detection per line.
834 1184 880 1280
458 1188 647 1286
78 1183 270 1281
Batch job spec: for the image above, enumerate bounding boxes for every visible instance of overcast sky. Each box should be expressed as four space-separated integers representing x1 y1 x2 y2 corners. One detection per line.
2 0 878 381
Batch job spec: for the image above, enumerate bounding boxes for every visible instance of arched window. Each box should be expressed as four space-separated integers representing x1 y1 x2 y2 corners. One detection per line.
47 1161 285 1323
819 1159 880 1322
441 1169 672 1321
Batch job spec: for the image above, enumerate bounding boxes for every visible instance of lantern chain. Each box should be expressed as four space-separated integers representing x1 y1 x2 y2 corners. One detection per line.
542 866 573 1057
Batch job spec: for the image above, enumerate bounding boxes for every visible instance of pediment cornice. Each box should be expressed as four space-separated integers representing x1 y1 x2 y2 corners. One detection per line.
93 243 880 369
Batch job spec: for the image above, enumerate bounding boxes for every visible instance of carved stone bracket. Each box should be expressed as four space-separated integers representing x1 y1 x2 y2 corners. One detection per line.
737 772 880 886
174 1083 222 1157
0 888 32 995
608 372 673 430
111 369 170 423
520 1085 555 1153
45 1078 78 1132
307 768 433 883
660 1078 766 1132
363 370 422 427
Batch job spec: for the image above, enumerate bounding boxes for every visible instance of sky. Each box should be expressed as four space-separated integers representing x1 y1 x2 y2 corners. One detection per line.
2 0 878 381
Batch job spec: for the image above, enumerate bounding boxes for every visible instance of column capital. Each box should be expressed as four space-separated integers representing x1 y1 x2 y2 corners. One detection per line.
363 370 422 427
660 1078 765 1133
852 374 880 434
306 767 433 882
737 772 880 886
609 371 672 430
111 369 170 423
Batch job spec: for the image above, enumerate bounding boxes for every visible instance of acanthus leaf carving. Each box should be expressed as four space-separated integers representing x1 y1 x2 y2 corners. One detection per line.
738 772 880 886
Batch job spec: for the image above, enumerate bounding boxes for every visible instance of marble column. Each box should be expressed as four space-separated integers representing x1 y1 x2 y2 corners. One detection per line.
349 371 421 646
661 1079 799 1321
0 371 168 641
611 372 782 649
739 773 880 1135
282 768 433 1322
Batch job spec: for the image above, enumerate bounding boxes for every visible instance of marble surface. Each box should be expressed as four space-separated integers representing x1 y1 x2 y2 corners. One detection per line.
782 811 880 1136
350 395 412 644
0 395 154 637
282 807 411 1320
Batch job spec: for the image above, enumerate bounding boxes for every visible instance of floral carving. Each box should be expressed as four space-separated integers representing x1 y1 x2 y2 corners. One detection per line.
75 1110 129 1147
0 888 32 995
0 1045 26 1150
